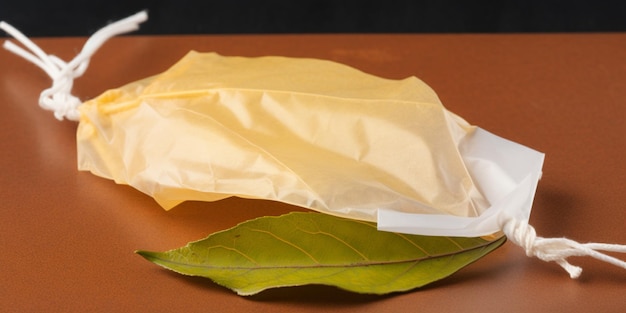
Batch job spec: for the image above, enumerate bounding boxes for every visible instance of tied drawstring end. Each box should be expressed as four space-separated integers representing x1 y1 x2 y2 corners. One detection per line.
1 11 148 121
501 218 626 279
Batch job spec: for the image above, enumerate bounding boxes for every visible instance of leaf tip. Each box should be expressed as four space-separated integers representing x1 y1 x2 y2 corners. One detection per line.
135 249 159 262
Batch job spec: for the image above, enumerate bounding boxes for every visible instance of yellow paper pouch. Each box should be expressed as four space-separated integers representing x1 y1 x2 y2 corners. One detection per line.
77 51 488 222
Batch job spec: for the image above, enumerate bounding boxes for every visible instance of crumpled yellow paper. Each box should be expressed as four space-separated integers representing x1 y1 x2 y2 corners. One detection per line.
77 51 489 222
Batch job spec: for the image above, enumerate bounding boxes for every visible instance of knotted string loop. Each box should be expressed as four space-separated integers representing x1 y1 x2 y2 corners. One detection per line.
501 217 626 278
1 11 148 121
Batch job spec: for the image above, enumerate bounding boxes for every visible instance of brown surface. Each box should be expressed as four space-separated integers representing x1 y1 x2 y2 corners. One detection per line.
1 33 625 312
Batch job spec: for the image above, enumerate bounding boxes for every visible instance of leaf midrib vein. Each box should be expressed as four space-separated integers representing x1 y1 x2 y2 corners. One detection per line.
152 237 503 271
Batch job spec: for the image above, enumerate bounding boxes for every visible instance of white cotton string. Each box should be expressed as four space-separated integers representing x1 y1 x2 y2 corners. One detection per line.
501 217 626 278
0 11 148 121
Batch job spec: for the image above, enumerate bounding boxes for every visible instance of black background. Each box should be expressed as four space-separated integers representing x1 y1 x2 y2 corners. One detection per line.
1 0 626 36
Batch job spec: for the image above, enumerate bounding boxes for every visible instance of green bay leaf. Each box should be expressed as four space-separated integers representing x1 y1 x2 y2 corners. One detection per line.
136 212 505 295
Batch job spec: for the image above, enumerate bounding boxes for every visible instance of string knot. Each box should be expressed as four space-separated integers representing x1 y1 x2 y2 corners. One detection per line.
501 217 626 278
1 11 148 121
40 56 86 120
